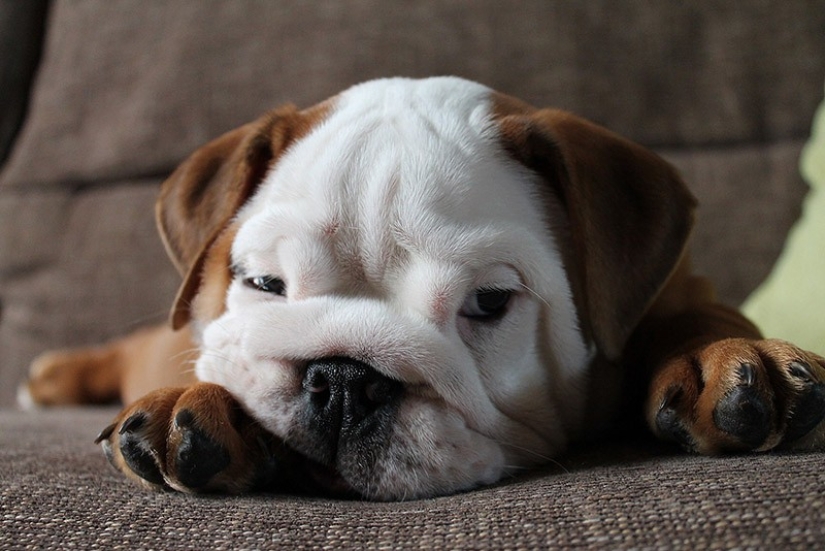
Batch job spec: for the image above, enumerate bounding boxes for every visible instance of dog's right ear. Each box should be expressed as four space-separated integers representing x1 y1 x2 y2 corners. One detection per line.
156 103 330 329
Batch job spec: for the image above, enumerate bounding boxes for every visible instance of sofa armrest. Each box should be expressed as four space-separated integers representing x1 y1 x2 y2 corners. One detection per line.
0 0 50 167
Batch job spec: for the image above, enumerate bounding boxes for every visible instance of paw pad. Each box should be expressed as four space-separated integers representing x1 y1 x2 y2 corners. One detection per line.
117 412 166 486
712 363 772 449
784 361 825 443
171 409 231 489
655 387 696 451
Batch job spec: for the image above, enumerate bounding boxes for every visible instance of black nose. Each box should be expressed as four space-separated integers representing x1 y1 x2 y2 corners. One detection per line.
301 358 403 462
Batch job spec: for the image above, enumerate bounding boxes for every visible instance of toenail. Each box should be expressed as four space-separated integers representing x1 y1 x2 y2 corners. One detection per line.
174 409 196 429
789 361 815 383
737 363 756 386
94 422 117 444
658 386 682 413
120 412 147 435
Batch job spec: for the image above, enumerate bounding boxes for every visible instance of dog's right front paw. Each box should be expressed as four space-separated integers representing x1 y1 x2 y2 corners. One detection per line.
96 383 297 494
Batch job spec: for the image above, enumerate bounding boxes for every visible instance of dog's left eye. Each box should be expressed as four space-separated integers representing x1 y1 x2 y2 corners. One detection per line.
243 276 286 296
460 289 513 320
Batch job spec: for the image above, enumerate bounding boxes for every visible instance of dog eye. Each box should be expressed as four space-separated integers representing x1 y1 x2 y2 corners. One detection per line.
243 276 286 296
460 289 512 320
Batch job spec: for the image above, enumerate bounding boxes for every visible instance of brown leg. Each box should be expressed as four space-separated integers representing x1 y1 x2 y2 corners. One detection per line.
21 346 122 406
96 383 300 493
21 323 198 408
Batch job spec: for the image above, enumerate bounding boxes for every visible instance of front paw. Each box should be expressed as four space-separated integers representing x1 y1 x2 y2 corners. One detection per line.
96 383 297 493
647 338 825 454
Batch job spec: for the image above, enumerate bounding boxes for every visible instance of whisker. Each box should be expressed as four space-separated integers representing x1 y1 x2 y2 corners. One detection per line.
196 350 246 372
519 282 552 310
498 440 570 474
124 308 177 330
168 347 202 362
179 365 199 377
203 315 234 339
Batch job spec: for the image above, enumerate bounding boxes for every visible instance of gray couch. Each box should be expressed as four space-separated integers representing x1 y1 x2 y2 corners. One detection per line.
2 2 824 548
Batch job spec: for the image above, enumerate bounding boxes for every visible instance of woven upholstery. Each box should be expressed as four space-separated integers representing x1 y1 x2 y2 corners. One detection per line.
4 409 825 549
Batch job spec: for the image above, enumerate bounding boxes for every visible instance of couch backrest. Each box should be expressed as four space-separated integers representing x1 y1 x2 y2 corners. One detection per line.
3 2 823 187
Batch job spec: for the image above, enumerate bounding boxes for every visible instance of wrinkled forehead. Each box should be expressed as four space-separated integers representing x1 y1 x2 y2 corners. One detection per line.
232 80 555 286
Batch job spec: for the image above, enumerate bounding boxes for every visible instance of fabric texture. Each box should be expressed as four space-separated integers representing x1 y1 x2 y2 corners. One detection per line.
3 409 825 550
2 1 825 549
1 1 822 189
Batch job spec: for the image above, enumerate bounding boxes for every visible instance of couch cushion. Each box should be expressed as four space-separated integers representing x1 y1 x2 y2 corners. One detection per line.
0 183 179 406
3 408 825 548
666 142 809 305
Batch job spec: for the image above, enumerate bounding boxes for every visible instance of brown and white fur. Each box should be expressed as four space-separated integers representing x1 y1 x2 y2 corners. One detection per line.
21 77 825 500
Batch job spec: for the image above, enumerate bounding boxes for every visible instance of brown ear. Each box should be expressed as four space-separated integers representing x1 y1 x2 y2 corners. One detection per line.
157 103 329 329
495 98 697 360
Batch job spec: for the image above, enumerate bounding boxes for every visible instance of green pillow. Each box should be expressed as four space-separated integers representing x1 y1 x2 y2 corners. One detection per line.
742 86 825 355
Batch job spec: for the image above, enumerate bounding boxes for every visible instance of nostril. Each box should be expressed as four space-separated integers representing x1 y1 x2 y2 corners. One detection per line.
303 365 332 409
304 371 330 394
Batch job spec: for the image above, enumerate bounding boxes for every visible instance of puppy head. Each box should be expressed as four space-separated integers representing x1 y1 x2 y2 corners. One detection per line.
158 77 694 500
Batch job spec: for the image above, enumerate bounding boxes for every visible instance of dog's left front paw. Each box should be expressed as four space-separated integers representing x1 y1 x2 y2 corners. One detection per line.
95 383 297 493
647 338 825 454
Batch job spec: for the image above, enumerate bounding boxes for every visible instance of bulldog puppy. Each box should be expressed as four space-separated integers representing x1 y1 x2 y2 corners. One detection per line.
21 77 825 500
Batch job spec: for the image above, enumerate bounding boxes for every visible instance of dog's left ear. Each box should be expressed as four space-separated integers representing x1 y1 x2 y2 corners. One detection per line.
157 103 329 329
494 98 697 360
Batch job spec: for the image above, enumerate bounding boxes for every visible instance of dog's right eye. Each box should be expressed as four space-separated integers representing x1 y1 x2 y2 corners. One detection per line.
243 276 286 296
459 288 513 321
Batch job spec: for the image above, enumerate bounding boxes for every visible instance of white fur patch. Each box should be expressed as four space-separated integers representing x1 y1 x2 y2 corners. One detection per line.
195 77 590 499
